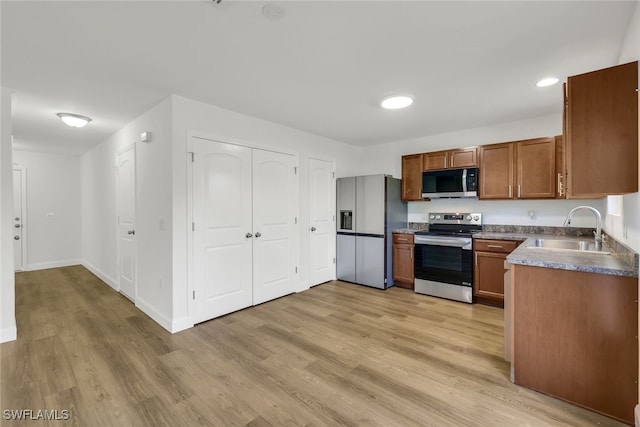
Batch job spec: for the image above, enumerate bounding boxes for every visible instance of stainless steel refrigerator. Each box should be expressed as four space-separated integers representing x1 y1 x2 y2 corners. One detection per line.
336 174 407 289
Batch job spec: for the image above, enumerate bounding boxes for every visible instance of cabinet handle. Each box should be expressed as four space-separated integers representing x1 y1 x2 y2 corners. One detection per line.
475 252 478 266
518 185 521 198
487 244 504 249
557 173 564 197
445 156 448 169
410 247 413 259
397 238 408 242
508 185 512 198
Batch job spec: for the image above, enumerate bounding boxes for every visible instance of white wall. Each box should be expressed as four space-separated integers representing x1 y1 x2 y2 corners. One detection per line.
170 95 362 329
361 113 605 228
81 97 174 331
1 87 16 343
12 151 81 270
409 198 605 229
81 135 118 287
360 113 562 178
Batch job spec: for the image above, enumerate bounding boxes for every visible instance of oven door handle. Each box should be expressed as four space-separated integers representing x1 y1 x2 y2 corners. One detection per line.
415 237 472 249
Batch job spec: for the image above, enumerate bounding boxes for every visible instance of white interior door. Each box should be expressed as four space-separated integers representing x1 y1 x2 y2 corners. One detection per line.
192 139 253 323
117 147 136 301
252 149 297 305
308 158 335 286
13 169 24 271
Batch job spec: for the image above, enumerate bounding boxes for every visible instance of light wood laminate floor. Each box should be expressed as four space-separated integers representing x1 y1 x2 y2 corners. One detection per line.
1 266 626 426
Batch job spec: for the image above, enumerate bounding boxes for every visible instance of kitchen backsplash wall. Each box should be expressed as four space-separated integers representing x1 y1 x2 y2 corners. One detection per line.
408 198 606 229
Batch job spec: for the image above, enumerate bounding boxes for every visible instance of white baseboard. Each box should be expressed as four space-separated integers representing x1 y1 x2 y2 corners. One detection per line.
81 260 118 291
136 297 192 334
23 259 82 272
0 323 17 343
171 316 193 333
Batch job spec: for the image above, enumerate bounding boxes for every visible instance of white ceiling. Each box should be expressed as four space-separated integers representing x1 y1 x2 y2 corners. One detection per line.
2 1 637 155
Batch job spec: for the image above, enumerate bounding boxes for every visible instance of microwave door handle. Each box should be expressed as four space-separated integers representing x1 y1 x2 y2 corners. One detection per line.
462 168 467 193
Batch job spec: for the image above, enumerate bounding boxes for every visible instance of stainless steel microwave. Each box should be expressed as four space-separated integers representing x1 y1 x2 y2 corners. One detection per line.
421 167 478 199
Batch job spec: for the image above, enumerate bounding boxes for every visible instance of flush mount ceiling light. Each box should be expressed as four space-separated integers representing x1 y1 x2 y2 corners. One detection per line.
380 95 414 110
57 112 92 128
536 77 559 87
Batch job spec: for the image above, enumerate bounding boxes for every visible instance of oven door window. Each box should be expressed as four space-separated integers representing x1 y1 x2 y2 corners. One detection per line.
414 244 472 286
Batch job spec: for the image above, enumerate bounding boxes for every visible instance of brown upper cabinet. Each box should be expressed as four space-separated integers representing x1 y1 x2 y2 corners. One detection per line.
479 137 556 199
565 61 638 198
423 147 477 171
401 154 423 201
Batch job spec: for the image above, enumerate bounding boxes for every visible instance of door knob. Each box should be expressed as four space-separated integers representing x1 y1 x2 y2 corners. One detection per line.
311 227 317 232
245 232 253 238
14 236 19 240
127 230 135 235
255 232 262 238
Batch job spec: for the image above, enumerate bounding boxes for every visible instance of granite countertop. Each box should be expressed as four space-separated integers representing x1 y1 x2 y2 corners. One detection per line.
393 224 638 277
505 235 638 278
392 228 416 234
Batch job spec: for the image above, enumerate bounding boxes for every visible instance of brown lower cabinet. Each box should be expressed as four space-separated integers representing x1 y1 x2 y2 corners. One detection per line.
473 239 520 307
392 233 414 289
513 264 638 425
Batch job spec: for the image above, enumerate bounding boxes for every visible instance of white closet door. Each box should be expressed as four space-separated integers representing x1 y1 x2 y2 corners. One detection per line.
252 149 297 305
308 158 335 286
192 140 253 323
117 147 136 301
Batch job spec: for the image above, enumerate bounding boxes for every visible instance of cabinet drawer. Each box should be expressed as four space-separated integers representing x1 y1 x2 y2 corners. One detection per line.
393 233 414 244
474 239 519 253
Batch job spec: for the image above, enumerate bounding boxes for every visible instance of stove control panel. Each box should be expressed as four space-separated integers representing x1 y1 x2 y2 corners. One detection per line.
428 212 482 225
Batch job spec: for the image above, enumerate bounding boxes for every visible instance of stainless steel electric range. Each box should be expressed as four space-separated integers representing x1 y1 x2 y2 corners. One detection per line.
414 212 482 303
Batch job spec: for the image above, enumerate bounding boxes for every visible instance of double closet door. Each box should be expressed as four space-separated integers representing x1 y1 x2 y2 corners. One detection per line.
192 138 298 324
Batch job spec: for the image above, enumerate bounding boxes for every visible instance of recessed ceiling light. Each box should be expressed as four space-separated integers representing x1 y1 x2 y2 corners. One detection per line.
380 95 414 110
536 77 559 87
57 112 92 128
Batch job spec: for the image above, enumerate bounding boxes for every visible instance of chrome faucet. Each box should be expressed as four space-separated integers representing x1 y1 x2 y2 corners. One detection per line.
563 206 603 248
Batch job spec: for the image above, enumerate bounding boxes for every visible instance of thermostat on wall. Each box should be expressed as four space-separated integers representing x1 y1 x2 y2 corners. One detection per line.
141 131 152 143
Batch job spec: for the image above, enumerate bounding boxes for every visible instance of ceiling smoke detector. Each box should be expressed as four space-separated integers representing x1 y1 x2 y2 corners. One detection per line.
262 4 284 20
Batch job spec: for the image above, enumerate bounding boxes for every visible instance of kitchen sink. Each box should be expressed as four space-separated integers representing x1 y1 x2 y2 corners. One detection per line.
527 239 610 254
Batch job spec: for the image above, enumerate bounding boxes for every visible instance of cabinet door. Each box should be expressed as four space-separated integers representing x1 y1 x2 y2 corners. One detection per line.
516 138 556 199
450 147 478 168
401 154 423 201
392 244 414 288
474 251 507 302
555 135 566 198
393 233 414 289
566 61 638 197
423 151 448 171
479 143 514 199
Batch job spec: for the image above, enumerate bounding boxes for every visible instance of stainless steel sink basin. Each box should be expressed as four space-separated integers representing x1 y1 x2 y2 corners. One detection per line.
527 239 610 254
